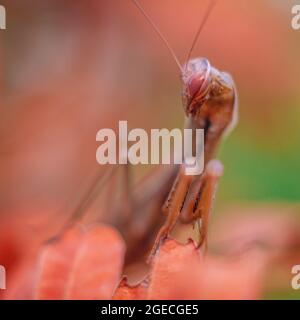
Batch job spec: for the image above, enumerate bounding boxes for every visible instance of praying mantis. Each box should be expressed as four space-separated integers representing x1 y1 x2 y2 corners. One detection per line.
64 0 238 263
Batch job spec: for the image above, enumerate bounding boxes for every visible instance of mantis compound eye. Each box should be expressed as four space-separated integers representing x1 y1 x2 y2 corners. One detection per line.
182 58 212 115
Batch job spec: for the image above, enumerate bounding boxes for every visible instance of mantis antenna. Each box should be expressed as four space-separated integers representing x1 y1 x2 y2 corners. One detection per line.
131 0 217 75
185 0 218 68
131 0 183 73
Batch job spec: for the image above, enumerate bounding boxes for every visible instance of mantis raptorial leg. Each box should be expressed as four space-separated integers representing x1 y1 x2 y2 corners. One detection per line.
149 159 223 259
190 160 224 252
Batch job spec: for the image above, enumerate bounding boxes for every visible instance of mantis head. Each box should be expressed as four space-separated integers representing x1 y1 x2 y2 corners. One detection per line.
182 58 235 117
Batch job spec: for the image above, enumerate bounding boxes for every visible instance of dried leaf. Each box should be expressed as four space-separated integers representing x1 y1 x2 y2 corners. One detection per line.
113 277 148 300
147 238 266 300
35 224 125 300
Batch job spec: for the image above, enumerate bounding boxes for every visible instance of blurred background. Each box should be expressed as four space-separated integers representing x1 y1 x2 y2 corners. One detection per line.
1 0 300 298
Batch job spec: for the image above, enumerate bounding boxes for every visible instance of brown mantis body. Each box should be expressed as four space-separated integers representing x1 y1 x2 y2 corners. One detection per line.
63 0 238 263
150 56 238 257
126 0 238 259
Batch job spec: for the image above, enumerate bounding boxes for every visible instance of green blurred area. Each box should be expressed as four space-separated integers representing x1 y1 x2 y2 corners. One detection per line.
218 97 300 204
265 289 300 300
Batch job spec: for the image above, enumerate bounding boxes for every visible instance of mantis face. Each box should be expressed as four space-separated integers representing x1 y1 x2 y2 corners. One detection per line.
182 58 237 129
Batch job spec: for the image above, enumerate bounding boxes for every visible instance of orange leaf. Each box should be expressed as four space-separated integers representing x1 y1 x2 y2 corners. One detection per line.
113 277 148 300
147 239 201 299
147 238 266 300
35 226 82 299
35 224 125 300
